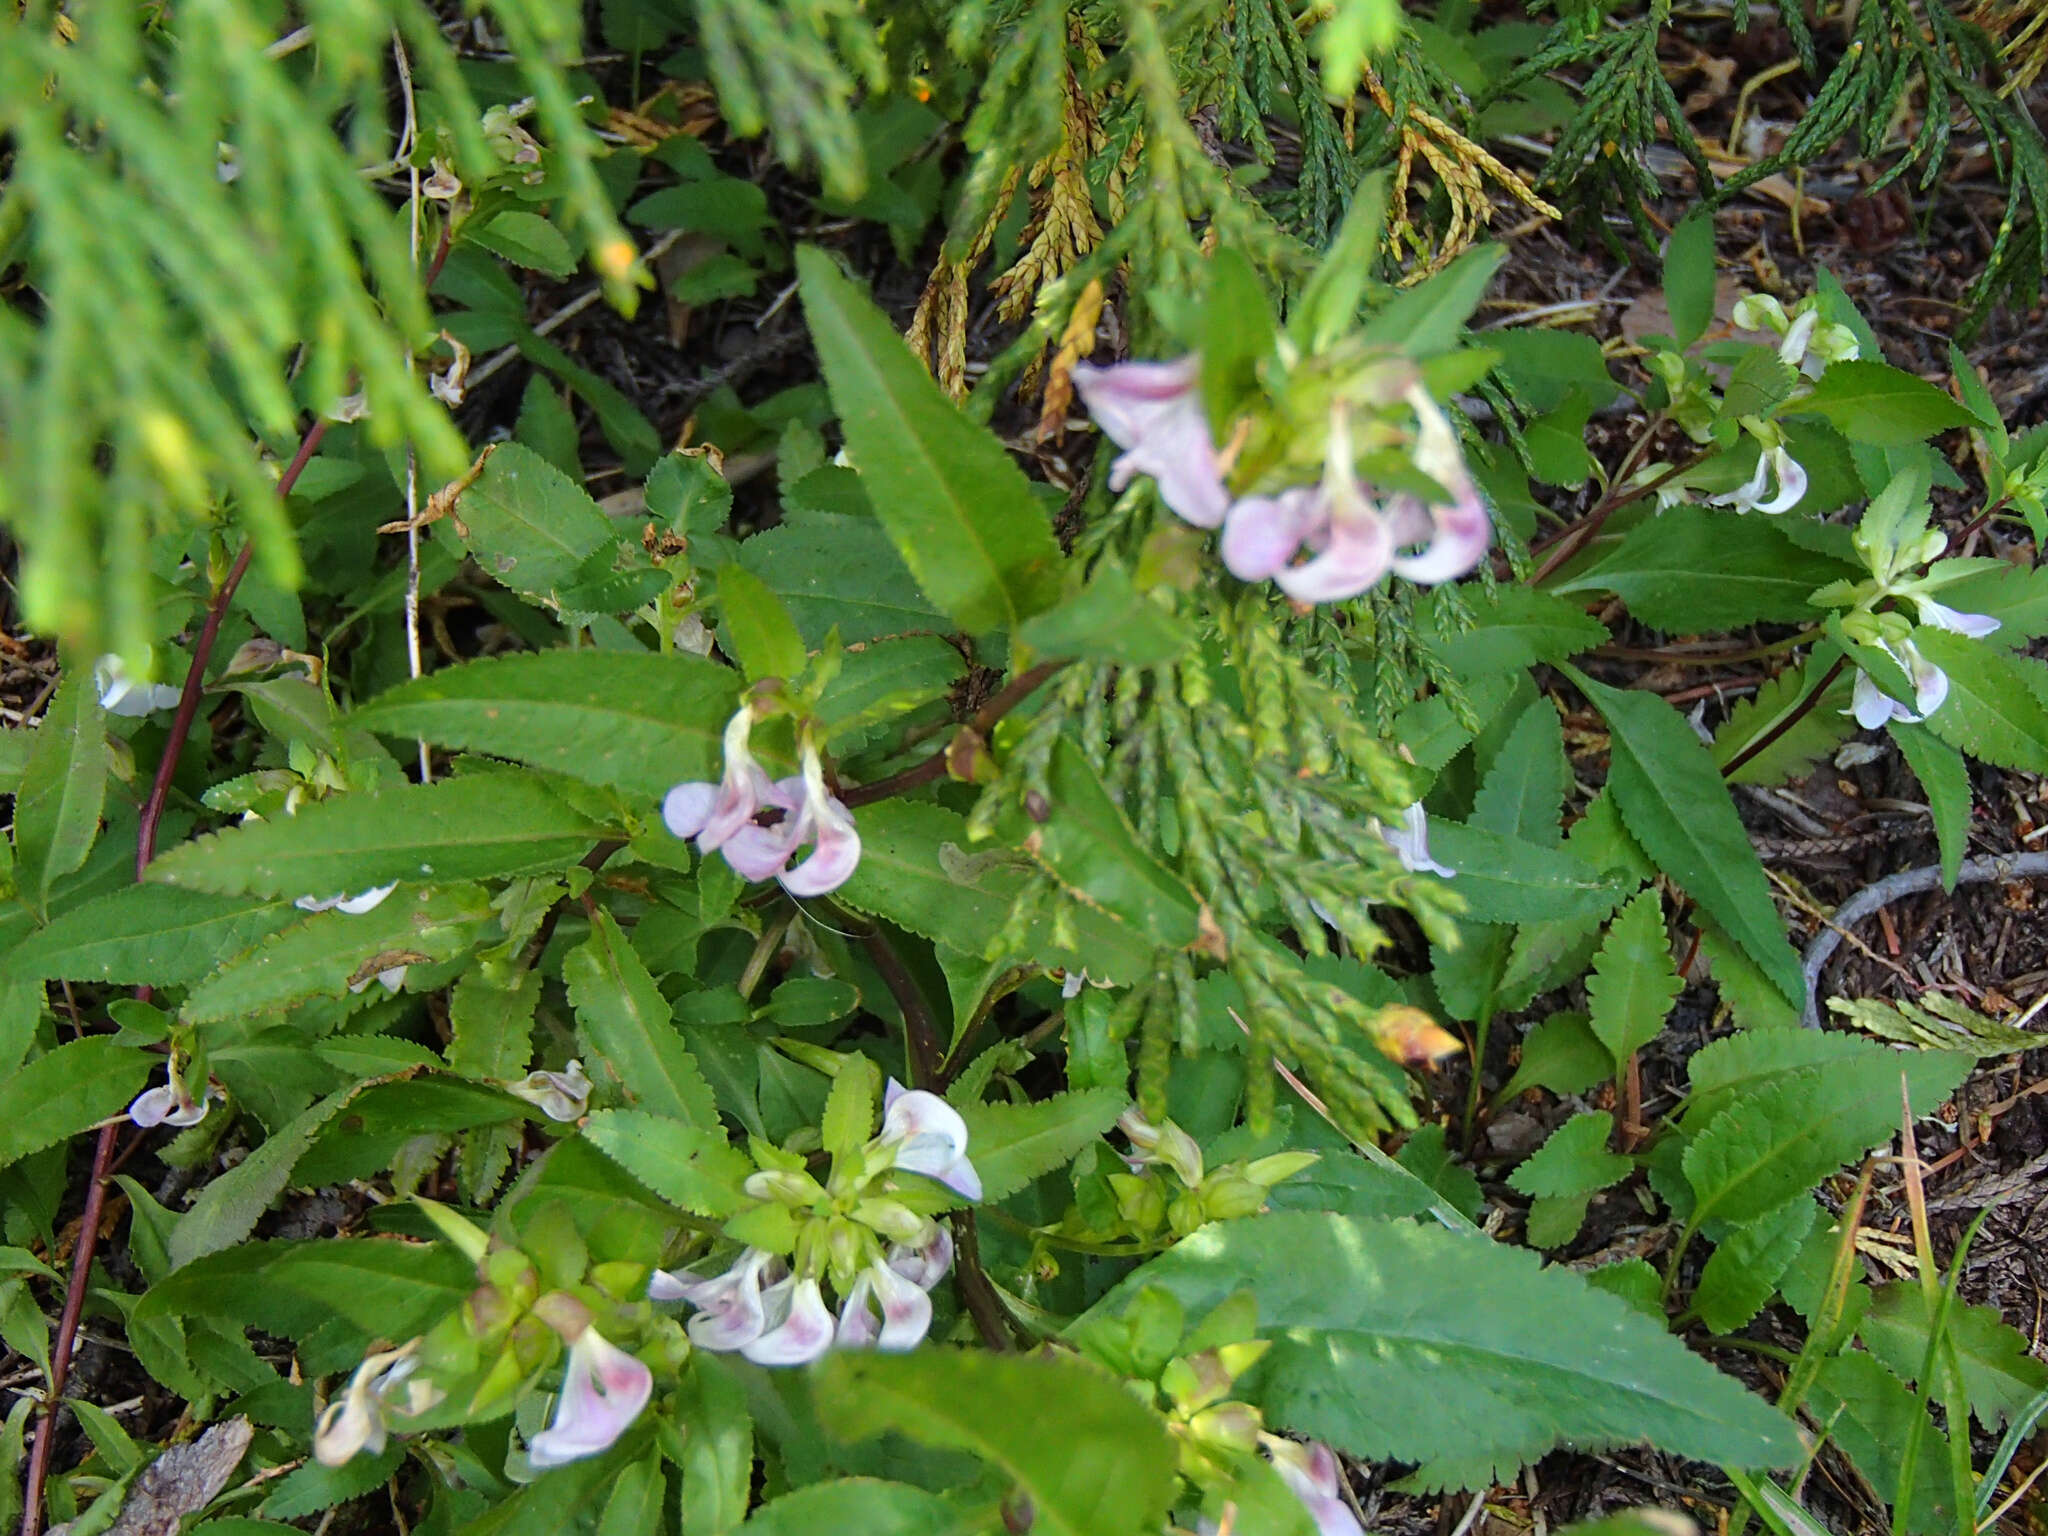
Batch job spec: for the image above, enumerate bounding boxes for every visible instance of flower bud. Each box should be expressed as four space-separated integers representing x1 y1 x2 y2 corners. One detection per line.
853 1198 929 1245
1108 1173 1166 1234
1242 1152 1320 1190
1187 1401 1263 1454
744 1168 826 1207
1198 1175 1268 1223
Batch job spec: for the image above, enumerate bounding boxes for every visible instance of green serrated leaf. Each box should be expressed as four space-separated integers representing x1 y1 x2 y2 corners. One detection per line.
1025 738 1202 950
736 515 946 646
1808 1352 1955 1536
1497 1012 1611 1102
1887 724 1969 889
1424 821 1626 923
7 888 293 985
1358 245 1505 356
457 444 615 606
1788 360 1976 446
180 885 495 1022
1681 1049 1969 1229
146 774 605 899
1859 1283 2048 1431
813 1350 1176 1536
1576 672 1802 1004
815 637 965 746
1916 630 2048 772
1015 563 1195 670
716 563 809 683
169 1086 357 1269
14 667 108 911
567 910 719 1129
1426 587 1610 676
353 651 738 802
960 1087 1126 1203
0 1038 153 1172
1557 508 1854 631
797 248 1062 637
1079 1211 1801 1483
1509 1112 1633 1203
1585 892 1681 1069
1696 925 1801 1031
728 1478 954 1536
1472 700 1568 847
1694 1197 1816 1333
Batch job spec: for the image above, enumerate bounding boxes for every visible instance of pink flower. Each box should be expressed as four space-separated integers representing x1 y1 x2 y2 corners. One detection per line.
886 1226 954 1291
742 1276 837 1366
833 1259 933 1351
527 1328 653 1467
1221 488 1324 582
664 707 773 854
1911 597 2000 638
879 1080 983 1202
1263 1438 1366 1536
718 744 862 895
1271 416 1396 605
1385 387 1492 583
1071 356 1232 529
656 1248 784 1352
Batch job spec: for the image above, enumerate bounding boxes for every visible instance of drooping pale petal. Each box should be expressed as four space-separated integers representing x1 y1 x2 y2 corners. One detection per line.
670 1248 779 1351
742 1277 836 1366
527 1328 653 1468
313 1349 419 1467
682 708 775 853
1376 803 1453 878
1913 598 2001 638
887 1226 955 1291
127 1085 181 1129
1221 489 1322 581
1775 308 1819 370
1388 388 1492 584
1901 639 1949 718
1731 294 1788 334
834 1272 881 1348
347 965 409 995
866 1261 934 1350
880 1081 983 1201
1071 357 1231 529
779 747 861 896
128 1072 215 1128
506 1059 592 1122
1707 453 1773 514
1272 493 1394 605
93 655 183 718
1851 670 1909 730
335 882 398 916
1750 447 1807 515
1266 1439 1366 1536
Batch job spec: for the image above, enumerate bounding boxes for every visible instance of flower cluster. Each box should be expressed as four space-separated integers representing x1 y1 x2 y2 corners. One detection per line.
315 1211 676 1472
653 1081 978 1365
1842 595 1999 731
1071 357 1492 604
664 705 861 896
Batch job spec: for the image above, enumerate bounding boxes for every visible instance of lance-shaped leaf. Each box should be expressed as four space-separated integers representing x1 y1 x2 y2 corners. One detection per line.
1572 671 1802 1004
1024 737 1203 951
8 887 294 985
145 773 606 898
1078 1211 1803 1487
1914 630 2048 774
566 909 719 1129
581 1109 752 1217
1858 1283 2048 1431
352 651 738 801
958 1088 1127 1203
797 246 1062 637
0 1038 155 1172
1424 822 1627 924
14 667 108 911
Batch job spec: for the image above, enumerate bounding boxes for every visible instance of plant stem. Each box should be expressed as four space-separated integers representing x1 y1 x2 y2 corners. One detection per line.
947 1212 1019 1351
21 417 332 1536
1718 654 1848 780
1526 415 1687 585
859 924 945 1088
841 658 1072 809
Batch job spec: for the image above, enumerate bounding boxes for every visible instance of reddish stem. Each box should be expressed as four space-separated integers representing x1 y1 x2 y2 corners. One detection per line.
20 416 329 1536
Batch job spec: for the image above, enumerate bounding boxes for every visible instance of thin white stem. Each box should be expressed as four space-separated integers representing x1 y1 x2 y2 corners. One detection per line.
466 229 684 392
393 32 431 782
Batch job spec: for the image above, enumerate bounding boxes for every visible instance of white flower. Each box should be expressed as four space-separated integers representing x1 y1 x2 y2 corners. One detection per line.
741 1276 836 1366
348 965 409 995
833 1259 933 1351
505 1059 592 1122
128 1067 220 1129
314 1346 434 1467
1708 445 1806 515
1848 637 1949 729
297 882 397 915
1910 597 2001 638
93 655 182 718
885 1227 954 1291
878 1080 983 1202
656 1247 784 1353
1374 803 1453 878
527 1328 653 1467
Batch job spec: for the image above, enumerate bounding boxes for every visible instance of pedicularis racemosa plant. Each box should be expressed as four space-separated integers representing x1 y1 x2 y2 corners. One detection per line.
10 45 2048 1532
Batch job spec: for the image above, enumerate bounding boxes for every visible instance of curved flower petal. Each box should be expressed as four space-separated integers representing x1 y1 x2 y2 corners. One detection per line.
94 655 183 718
866 1261 933 1351
1388 389 1492 585
880 1083 982 1198
1221 489 1323 581
334 882 398 916
1750 447 1807 515
127 1085 178 1128
507 1059 592 1122
1072 357 1231 529
1377 803 1453 878
1902 640 1949 718
694 709 775 852
1776 308 1819 370
721 777 807 881
779 749 861 896
662 781 719 839
1266 1439 1366 1536
834 1272 881 1348
1708 453 1773 514
888 1226 954 1291
313 1392 386 1468
1851 670 1909 729
1913 598 2001 638
1272 496 1394 605
742 1277 836 1366
676 1249 778 1351
528 1328 653 1468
